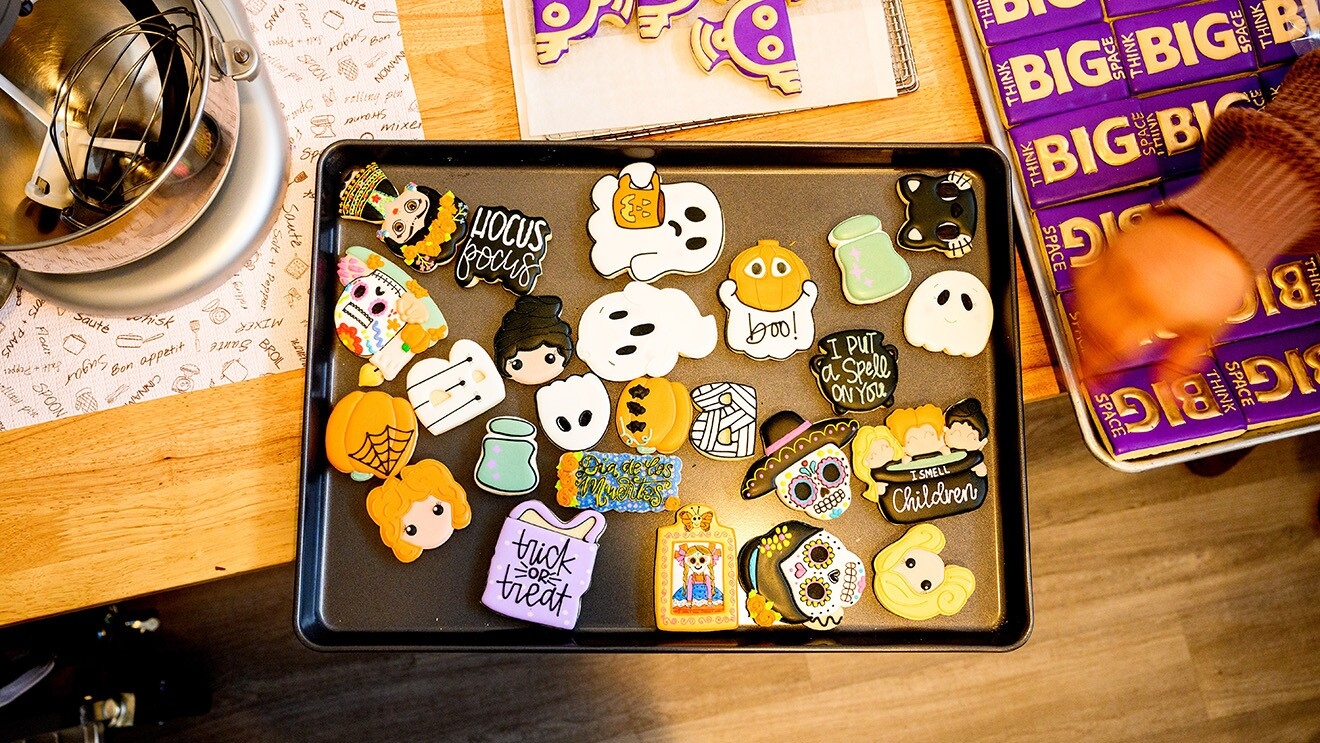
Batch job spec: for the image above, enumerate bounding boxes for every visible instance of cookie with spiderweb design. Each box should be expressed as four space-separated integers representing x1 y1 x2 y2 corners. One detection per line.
326 391 420 482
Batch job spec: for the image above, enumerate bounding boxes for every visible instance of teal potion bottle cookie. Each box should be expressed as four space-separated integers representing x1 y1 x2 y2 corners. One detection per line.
828 215 911 305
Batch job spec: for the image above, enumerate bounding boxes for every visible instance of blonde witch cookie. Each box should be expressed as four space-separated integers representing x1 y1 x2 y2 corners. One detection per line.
326 390 419 482
718 240 818 361
334 246 447 383
904 270 993 358
366 459 471 564
741 410 858 521
738 521 866 629
616 377 693 455
655 504 738 632
873 524 975 621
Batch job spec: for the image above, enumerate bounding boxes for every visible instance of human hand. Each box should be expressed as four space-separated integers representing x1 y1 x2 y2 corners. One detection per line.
1071 212 1252 381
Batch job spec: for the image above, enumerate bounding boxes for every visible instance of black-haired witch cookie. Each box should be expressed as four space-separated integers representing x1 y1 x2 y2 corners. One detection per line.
339 162 469 273
493 295 573 386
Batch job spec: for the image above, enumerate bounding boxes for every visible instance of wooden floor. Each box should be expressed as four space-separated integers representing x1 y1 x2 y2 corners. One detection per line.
97 395 1320 742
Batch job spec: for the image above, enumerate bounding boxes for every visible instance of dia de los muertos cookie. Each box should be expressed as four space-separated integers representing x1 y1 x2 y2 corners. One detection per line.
738 521 866 630
334 246 448 382
873 523 975 621
692 0 805 96
556 450 683 514
655 504 738 632
741 411 858 521
339 163 469 274
896 172 978 259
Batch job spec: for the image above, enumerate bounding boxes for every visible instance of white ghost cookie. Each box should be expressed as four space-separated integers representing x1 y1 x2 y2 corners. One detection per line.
903 270 993 358
536 373 612 451
406 339 506 435
576 282 718 382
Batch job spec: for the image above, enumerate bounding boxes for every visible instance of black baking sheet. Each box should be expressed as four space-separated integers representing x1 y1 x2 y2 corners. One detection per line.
297 142 1031 650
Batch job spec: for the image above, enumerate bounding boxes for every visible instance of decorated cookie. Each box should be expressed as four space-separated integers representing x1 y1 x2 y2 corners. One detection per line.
689 382 757 460
873 524 975 621
904 270 993 358
455 205 550 295
861 400 990 523
536 373 612 451
742 411 858 521
637 0 699 39
335 246 448 381
339 163 469 273
809 330 899 415
828 215 911 304
366 459 471 563
481 500 607 629
718 240 818 361
533 0 632 65
587 162 725 282
616 377 693 455
326 390 419 482
577 282 718 382
493 295 573 386
406 339 507 436
655 505 738 632
692 0 803 96
556 450 682 513
475 417 540 496
739 522 866 629
896 172 978 258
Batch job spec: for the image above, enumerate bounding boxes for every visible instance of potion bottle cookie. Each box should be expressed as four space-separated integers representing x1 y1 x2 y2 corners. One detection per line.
828 215 911 305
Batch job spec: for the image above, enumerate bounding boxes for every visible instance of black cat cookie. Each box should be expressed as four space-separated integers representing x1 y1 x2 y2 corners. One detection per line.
896 172 978 259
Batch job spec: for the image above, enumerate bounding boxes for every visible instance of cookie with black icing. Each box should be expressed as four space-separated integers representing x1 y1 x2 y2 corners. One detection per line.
493 295 573 386
741 411 859 521
896 171 977 259
339 162 469 273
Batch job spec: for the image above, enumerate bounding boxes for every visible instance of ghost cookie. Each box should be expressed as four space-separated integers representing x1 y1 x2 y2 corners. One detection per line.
904 270 993 358
739 522 866 629
588 162 725 282
334 246 448 381
455 205 551 295
873 524 975 621
742 410 858 521
809 330 899 415
493 295 573 386
896 172 978 258
406 339 507 436
339 163 469 273
536 372 612 451
692 0 803 96
577 282 718 382
689 382 757 460
366 459 471 564
534 0 632 65
828 215 911 305
326 391 419 482
718 240 818 361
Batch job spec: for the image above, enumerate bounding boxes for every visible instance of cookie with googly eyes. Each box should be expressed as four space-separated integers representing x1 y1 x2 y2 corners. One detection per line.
873 524 975 621
718 240 818 361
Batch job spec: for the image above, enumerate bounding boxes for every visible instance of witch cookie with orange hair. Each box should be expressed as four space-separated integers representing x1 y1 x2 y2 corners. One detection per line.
366 459 471 563
864 398 991 524
718 240 818 361
741 410 858 521
339 163 469 274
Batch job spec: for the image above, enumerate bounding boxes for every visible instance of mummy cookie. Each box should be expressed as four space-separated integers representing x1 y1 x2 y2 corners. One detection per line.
587 162 725 282
896 172 978 258
533 0 632 65
455 205 550 295
637 0 699 39
655 505 738 632
861 400 990 523
326 391 419 482
718 240 817 361
493 295 573 386
689 382 757 460
904 271 993 358
406 339 506 436
873 524 975 621
692 0 803 96
616 377 693 455
742 411 858 521
366 459 471 564
577 282 718 382
481 501 607 630
475 417 540 496
739 522 866 629
334 246 448 381
556 450 683 513
339 163 469 273
829 215 911 304
536 373 612 451
809 330 899 415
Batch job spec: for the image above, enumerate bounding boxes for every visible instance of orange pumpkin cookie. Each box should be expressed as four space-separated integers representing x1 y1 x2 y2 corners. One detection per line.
616 377 693 455
326 390 419 482
718 240 819 361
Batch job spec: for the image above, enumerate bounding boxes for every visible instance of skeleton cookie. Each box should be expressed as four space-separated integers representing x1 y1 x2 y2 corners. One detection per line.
873 524 975 621
896 172 978 259
719 240 818 361
577 282 718 382
742 410 859 521
339 163 469 273
655 505 738 632
904 270 993 358
406 339 507 436
533 0 633 65
692 0 804 96
587 162 725 282
334 246 448 382
739 521 866 629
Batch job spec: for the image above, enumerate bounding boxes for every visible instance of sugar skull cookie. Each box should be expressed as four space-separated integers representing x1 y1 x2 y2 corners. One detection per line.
742 410 858 521
896 172 978 259
718 240 818 361
873 524 975 621
339 163 469 273
406 339 507 436
536 373 612 451
692 0 804 96
587 162 725 282
904 270 993 358
493 295 573 386
366 459 471 564
334 246 448 382
739 522 866 629
577 282 718 382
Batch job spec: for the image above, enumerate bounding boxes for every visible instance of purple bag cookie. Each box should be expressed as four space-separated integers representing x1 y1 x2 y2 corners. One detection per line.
1244 0 1317 66
481 500 607 630
1214 325 1320 428
692 0 802 95
988 23 1129 126
969 0 1104 47
1141 76 1265 178
1113 0 1255 94
1034 186 1161 292
533 0 633 65
1217 253 1320 343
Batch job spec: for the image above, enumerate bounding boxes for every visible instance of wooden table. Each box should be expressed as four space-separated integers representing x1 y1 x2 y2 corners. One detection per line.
0 0 1059 627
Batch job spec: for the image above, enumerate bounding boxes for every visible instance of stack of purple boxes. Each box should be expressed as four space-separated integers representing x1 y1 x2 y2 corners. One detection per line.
970 0 1320 459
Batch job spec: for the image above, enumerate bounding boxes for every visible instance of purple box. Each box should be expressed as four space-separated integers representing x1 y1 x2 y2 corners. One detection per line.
1214 325 1320 427
1244 0 1314 65
1104 0 1195 18
1160 172 1201 199
971 0 1105 47
1086 358 1246 459
1141 76 1265 178
1114 0 1256 94
1260 64 1291 100
1059 291 1176 373
1009 98 1160 208
989 24 1129 126
1217 253 1320 342
1035 186 1162 291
